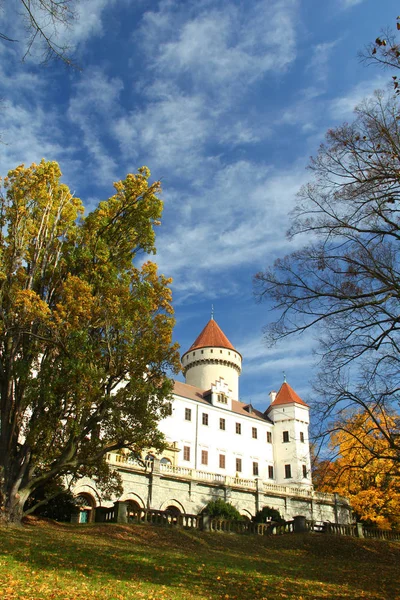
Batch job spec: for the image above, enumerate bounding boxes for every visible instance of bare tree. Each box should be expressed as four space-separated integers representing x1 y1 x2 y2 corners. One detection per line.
254 91 400 459
1 0 77 66
361 17 400 93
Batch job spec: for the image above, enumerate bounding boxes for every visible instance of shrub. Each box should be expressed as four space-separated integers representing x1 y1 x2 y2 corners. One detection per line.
203 498 243 521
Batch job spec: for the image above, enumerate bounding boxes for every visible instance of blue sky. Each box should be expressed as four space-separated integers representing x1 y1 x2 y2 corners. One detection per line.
1 0 398 413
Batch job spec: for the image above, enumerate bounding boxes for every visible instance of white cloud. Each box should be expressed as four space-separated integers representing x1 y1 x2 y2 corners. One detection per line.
112 83 211 177
69 0 112 46
1 103 64 171
340 0 366 8
140 0 299 94
329 76 388 120
67 68 124 184
154 160 309 299
306 40 339 83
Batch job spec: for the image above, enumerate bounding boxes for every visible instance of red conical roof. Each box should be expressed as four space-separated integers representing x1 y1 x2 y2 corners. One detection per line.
270 381 308 407
187 319 236 352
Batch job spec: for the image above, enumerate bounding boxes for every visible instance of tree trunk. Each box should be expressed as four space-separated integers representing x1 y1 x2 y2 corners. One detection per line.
0 486 30 526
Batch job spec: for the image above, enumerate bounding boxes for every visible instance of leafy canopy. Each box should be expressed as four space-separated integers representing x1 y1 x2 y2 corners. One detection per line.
314 411 400 530
0 160 180 524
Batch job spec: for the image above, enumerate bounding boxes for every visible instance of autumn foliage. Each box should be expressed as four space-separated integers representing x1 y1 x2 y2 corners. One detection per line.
0 160 180 524
314 411 400 530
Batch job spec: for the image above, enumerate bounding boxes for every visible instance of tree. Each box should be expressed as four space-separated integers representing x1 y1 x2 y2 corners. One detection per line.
361 17 400 75
314 411 400 530
254 90 400 460
1 0 77 66
0 160 180 525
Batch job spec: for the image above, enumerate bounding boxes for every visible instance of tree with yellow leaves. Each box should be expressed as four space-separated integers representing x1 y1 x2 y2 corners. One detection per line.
0 160 180 524
314 411 400 530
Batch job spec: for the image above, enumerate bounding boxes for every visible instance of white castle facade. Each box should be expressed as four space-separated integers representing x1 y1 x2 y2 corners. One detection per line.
73 318 351 524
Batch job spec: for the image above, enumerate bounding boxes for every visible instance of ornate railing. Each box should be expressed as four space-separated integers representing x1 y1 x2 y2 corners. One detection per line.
127 509 296 535
106 454 346 506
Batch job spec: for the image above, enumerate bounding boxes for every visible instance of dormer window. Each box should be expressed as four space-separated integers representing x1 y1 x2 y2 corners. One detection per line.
217 393 228 404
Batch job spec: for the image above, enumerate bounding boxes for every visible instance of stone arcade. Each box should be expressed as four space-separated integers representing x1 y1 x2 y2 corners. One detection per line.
73 318 351 524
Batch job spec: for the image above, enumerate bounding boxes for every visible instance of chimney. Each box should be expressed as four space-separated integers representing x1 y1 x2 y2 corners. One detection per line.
269 390 277 404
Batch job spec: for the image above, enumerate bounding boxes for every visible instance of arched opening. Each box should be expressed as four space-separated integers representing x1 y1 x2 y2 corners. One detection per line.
160 457 172 466
165 505 181 517
75 493 96 524
165 505 181 523
126 500 141 522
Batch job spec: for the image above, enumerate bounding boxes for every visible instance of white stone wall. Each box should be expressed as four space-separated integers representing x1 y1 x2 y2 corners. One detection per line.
72 467 352 524
159 393 276 482
268 403 312 487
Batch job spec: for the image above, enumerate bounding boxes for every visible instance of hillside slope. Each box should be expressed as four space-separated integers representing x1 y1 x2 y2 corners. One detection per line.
0 520 399 599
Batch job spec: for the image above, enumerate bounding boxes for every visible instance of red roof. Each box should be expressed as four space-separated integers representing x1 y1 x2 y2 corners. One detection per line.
186 319 236 352
173 381 271 422
270 382 309 408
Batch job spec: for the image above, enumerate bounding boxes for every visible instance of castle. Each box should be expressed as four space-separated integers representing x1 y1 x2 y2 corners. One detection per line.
73 318 351 524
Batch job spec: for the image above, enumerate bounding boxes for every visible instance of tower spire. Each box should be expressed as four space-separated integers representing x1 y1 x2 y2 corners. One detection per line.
211 304 214 320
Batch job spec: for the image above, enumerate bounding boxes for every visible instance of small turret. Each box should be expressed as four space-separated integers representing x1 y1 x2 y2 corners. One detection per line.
266 381 312 488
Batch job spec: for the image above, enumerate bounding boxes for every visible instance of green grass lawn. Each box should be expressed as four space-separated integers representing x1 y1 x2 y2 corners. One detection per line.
0 519 399 600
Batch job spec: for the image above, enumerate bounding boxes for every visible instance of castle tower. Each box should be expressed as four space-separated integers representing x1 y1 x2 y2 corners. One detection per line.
266 381 312 487
181 318 242 399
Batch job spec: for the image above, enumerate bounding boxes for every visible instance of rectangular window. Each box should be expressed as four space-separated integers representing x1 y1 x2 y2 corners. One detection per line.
235 422 241 434
185 408 192 421
202 413 209 426
252 427 258 439
217 393 228 404
285 464 292 478
302 464 307 478
283 431 289 443
183 446 190 461
219 454 226 469
252 461 259 476
268 465 274 479
219 418 226 430
201 450 208 465
300 431 305 443
236 458 242 472
266 431 272 443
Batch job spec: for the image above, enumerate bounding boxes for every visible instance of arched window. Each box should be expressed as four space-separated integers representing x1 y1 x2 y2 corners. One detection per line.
160 457 172 465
